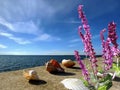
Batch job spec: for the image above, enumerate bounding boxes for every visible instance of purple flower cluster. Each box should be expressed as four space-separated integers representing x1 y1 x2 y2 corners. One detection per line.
108 22 117 48
74 50 90 82
78 5 98 75
100 29 113 70
75 4 120 89
100 22 119 70
104 39 113 70
108 22 120 56
78 5 91 55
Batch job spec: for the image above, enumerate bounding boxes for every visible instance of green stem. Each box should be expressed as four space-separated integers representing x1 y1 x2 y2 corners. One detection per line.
117 56 119 67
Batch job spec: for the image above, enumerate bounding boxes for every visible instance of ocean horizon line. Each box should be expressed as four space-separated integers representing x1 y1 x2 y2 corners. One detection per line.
0 54 102 56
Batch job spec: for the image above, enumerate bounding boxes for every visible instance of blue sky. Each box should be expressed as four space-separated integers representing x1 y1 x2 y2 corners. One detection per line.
0 0 120 55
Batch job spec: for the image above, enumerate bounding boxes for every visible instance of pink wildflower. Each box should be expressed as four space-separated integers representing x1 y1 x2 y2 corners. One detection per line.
108 22 120 56
74 50 90 81
78 5 98 76
100 29 113 71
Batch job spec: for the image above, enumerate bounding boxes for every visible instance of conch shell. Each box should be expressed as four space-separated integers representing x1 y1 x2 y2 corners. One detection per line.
62 59 75 68
61 78 89 90
46 59 64 73
23 70 39 80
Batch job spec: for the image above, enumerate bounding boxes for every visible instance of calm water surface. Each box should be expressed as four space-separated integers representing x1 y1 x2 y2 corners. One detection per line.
0 55 83 72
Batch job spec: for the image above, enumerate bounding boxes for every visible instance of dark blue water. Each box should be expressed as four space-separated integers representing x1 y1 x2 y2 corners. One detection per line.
0 55 87 73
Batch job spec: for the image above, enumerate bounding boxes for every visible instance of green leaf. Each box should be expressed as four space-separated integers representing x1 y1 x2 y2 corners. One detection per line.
112 63 120 76
80 78 96 90
80 77 89 87
90 72 97 82
98 85 107 90
98 74 112 90
98 80 112 90
99 74 112 83
98 67 104 73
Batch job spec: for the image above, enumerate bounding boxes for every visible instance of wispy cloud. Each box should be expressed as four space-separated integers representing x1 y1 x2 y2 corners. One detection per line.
34 33 61 41
0 0 80 22
0 32 31 44
0 16 14 30
57 20 81 24
68 38 81 48
0 44 7 48
44 49 74 55
66 20 81 24
0 17 61 43
0 17 61 42
0 17 41 35
0 0 56 21
69 38 80 43
68 44 77 47
0 51 29 55
12 21 41 35
0 0 79 45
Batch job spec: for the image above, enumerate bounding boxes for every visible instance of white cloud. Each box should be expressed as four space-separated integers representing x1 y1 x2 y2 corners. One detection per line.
0 0 78 44
35 34 51 41
59 18 81 24
0 51 29 55
66 20 81 24
0 0 56 21
12 21 41 35
0 50 74 55
0 32 31 45
69 39 80 43
43 50 74 55
10 37 31 45
0 17 61 42
34 33 61 41
0 17 14 30
0 17 41 35
0 44 7 48
68 44 77 47
0 0 81 22
57 20 81 24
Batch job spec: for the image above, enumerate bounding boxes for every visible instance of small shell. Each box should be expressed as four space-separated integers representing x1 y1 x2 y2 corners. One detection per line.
62 59 75 68
97 72 116 80
61 78 89 90
46 59 64 73
23 70 39 80
46 62 57 73
97 72 104 78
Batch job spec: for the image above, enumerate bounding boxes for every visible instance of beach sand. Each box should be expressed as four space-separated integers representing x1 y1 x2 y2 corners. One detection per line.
0 58 120 90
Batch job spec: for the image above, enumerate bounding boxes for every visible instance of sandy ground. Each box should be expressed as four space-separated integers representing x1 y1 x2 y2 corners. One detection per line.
0 58 120 90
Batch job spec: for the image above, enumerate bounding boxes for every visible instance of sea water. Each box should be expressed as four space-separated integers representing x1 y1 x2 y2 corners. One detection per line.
0 55 84 72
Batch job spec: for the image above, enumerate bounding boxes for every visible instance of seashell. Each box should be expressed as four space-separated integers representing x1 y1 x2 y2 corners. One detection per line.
97 72 104 78
62 59 75 68
45 62 57 73
61 78 89 90
46 59 64 73
97 72 116 80
23 70 39 80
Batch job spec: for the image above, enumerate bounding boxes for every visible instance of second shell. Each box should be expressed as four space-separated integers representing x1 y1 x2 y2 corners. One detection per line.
62 59 75 68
